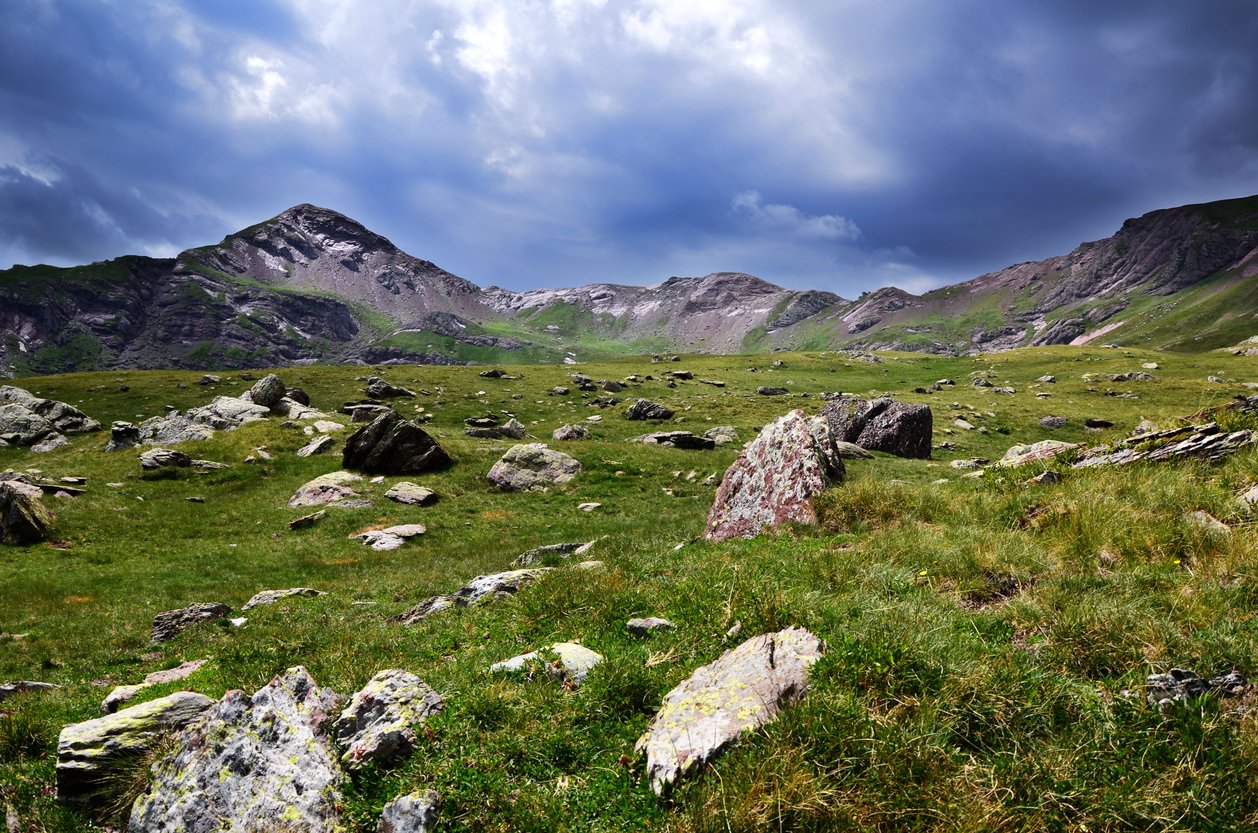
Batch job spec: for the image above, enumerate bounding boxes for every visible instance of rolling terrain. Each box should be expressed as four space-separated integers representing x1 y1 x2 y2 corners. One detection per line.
2 196 1256 376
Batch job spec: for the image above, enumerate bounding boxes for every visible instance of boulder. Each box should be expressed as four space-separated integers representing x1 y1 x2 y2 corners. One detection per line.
352 524 427 551
378 791 440 833
0 386 101 436
247 374 286 409
391 596 456 625
820 396 933 459
626 399 673 420
139 448 192 470
1039 416 1068 429
490 642 604 686
57 692 215 804
636 627 823 793
105 421 141 452
197 375 220 385
384 482 437 506
331 669 444 770
289 471 364 508
0 680 60 701
627 617 675 636
127 667 343 833
511 541 594 567
151 602 231 644
185 396 271 430
703 410 843 542
286 387 311 406
135 413 216 446
486 444 581 491
101 660 208 715
756 387 788 396
297 435 336 457
641 431 715 450
0 480 55 545
703 426 738 445
342 403 392 422
342 411 452 475
242 588 324 611
998 440 1079 467
0 403 58 446
366 378 416 398
834 440 874 459
552 422 590 441
452 568 551 606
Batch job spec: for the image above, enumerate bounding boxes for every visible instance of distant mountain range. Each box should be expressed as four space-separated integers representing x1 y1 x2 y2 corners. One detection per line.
3 195 1256 374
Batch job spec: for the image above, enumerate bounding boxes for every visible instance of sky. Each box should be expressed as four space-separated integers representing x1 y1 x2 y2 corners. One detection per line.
1 1 1256 298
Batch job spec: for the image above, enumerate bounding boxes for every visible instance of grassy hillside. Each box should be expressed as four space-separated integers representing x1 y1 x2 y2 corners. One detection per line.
1 347 1257 831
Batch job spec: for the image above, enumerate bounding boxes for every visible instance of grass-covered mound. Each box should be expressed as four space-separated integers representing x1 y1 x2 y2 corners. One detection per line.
1 346 1256 831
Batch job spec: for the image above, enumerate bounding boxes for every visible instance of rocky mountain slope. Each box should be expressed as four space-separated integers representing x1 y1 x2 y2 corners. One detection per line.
2 196 1256 374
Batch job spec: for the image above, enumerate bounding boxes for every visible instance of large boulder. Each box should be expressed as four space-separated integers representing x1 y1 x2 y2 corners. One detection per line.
0 386 101 437
486 444 581 491
626 399 674 421
0 403 59 447
135 413 216 446
331 669 444 770
703 410 843 541
56 691 215 806
0 480 55 544
552 423 590 441
127 667 343 833
636 627 824 793
820 396 932 459
342 411 452 475
247 374 287 410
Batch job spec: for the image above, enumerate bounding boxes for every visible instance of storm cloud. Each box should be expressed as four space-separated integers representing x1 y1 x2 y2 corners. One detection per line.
1 0 1255 296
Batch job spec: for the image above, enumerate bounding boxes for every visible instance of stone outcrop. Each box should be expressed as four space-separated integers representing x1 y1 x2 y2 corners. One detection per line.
821 396 932 459
636 627 824 793
626 399 674 420
0 480 55 545
151 602 231 644
997 440 1079 467
486 444 581 491
0 386 101 450
703 410 843 541
56 691 215 806
127 667 343 833
342 411 452 475
331 669 444 770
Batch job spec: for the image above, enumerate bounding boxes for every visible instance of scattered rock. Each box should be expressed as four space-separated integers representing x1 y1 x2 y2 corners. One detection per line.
627 617 675 636
703 410 843 542
197 374 220 385
465 418 527 439
756 386 788 396
366 378 417 398
185 396 271 430
352 524 427 551
342 411 452 475
378 790 441 833
1035 375 1056 383
332 669 444 770
384 482 437 506
242 587 325 611
1039 416 1068 429
57 691 216 806
954 418 976 430
1185 510 1230 536
139 448 192 470
1110 372 1156 382
552 422 590 441
289 510 327 530
972 378 993 388
1241 484 1258 507
512 541 595 567
248 374 287 409
391 596 455 625
104 420 141 452
0 680 60 701
834 440 874 459
297 435 337 457
821 396 933 459
577 502 602 512
551 386 570 396
288 471 364 508
998 440 1079 467
486 444 581 491
151 602 231 644
1146 668 1247 712
490 642 604 686
1074 411 1257 468
101 660 209 714
479 369 508 378
342 403 392 422
636 627 824 793
127 667 344 832
452 568 552 606
1022 470 1062 487
703 426 738 445
626 399 674 420
0 480 55 545
640 431 715 449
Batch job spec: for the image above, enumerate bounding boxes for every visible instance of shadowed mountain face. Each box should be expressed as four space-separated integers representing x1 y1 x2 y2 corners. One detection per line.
2 196 1256 374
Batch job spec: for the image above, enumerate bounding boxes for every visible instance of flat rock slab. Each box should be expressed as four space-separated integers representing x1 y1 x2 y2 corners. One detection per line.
151 602 231 644
378 790 440 833
128 667 343 833
0 680 60 701
332 669 444 770
385 482 437 506
453 569 552 606
490 642 604 686
139 448 191 470
352 525 427 551
703 410 843 542
296 435 337 457
834 440 874 460
486 444 581 492
343 411 452 475
636 627 824 793
57 691 215 805
242 587 325 611
512 540 595 567
998 440 1079 467
102 660 209 714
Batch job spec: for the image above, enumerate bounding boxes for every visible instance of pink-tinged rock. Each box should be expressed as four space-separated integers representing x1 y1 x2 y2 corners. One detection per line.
635 627 824 793
702 410 843 542
997 440 1079 467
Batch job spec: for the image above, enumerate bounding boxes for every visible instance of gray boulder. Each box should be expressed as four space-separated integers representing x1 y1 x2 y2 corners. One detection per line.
1039 415 1068 429
151 602 231 644
486 444 581 491
241 588 324 611
385 482 437 506
820 396 933 459
703 426 738 445
331 669 444 770
57 691 215 806
490 642 604 686
297 435 336 457
0 386 101 437
185 396 271 430
247 374 287 410
378 790 440 833
1146 668 1247 711
136 413 216 446
756 386 788 396
139 448 192 470
342 411 452 475
636 627 823 793
105 421 141 452
453 568 552 606
101 660 208 715
511 541 594 567
641 431 715 450
0 403 58 446
127 667 343 833
366 378 417 399
552 422 590 441
0 480 55 545
703 410 843 542
627 617 675 636
626 399 673 421
289 471 364 508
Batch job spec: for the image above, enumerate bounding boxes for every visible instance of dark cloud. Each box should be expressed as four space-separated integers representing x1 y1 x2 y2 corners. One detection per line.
0 0 1255 296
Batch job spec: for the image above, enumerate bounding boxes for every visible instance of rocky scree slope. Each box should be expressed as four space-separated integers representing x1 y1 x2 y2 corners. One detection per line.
3 196 1257 374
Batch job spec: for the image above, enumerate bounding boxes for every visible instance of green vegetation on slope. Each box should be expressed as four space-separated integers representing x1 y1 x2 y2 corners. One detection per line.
1 347 1257 831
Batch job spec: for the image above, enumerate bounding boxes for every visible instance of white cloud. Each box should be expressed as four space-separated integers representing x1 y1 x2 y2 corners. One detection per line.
732 191 861 241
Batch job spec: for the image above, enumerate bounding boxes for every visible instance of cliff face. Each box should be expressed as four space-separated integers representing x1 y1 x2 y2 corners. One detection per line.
3 195 1256 375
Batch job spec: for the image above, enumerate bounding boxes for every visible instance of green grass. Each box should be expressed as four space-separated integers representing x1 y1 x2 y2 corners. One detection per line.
1 346 1257 830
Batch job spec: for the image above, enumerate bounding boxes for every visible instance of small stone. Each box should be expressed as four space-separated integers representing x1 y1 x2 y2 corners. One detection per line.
378 790 440 833
101 660 208 714
627 617 675 636
1022 470 1062 487
1185 511 1230 536
954 418 976 430
756 386 788 396
578 502 601 512
552 422 590 441
1039 416 1068 429
384 482 438 506
242 587 325 611
0 680 60 701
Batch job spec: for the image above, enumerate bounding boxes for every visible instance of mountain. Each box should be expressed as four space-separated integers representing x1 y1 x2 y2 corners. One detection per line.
2 196 1256 375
